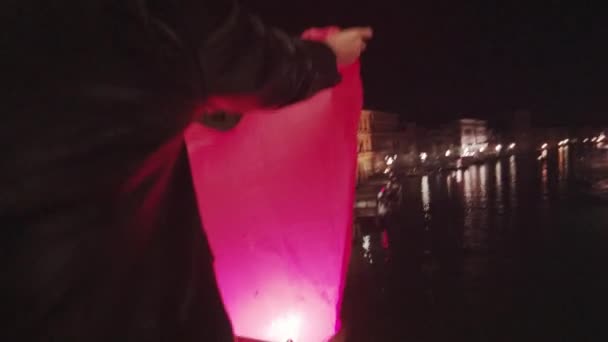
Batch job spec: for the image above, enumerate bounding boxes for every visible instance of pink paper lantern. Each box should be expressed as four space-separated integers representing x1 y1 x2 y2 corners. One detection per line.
186 49 362 342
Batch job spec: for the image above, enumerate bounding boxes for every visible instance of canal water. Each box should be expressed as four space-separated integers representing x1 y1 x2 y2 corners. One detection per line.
343 146 608 342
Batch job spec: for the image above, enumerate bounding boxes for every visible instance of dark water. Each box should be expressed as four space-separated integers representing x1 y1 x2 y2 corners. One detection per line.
343 147 608 342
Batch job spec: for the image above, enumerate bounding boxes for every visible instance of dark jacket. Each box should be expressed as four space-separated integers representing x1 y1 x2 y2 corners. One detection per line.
2 1 340 341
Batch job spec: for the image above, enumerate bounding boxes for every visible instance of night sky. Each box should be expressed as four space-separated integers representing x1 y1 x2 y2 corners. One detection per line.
247 0 608 127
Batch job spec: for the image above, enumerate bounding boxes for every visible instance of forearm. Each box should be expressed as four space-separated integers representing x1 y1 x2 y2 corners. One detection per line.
147 0 341 107
200 2 341 106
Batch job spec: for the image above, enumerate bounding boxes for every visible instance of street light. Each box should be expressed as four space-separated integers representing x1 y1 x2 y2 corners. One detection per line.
495 144 503 152
420 152 428 162
508 143 516 150
541 143 548 149
445 150 451 157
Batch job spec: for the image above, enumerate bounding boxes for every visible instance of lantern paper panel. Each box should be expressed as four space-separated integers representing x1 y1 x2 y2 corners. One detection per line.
186 59 362 342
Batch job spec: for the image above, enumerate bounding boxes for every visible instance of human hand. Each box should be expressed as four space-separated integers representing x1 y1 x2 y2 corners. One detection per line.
324 27 373 66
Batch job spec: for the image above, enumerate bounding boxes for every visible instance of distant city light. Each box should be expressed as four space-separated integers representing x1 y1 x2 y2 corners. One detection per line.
461 146 481 157
541 143 548 149
495 144 503 152
592 137 598 142
508 143 516 150
378 187 385 199
445 150 451 157
583 138 590 143
420 152 428 162
362 235 371 252
598 134 606 142
385 155 398 163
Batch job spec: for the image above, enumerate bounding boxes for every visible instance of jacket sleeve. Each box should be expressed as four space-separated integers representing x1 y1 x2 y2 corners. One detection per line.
146 0 342 107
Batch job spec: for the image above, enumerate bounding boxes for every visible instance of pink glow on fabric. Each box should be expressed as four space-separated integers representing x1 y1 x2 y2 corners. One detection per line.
185 28 362 342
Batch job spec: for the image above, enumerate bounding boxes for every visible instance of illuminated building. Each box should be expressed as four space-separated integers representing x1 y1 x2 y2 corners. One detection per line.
456 118 489 155
357 110 414 181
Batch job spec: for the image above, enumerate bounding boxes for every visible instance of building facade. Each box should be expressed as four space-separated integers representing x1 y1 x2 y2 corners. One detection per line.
357 110 413 182
510 110 533 151
417 118 490 160
457 118 489 155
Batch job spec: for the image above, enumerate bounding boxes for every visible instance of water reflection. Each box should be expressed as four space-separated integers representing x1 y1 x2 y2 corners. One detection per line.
558 146 570 196
495 161 504 214
421 175 431 233
421 175 430 213
541 159 549 202
446 173 453 197
558 147 565 180
479 164 488 200
509 155 517 207
463 169 473 237
362 235 370 255
463 169 472 203
346 148 597 342
461 165 490 251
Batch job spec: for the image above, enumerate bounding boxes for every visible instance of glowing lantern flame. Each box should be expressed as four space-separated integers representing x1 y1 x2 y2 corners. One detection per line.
268 313 302 342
